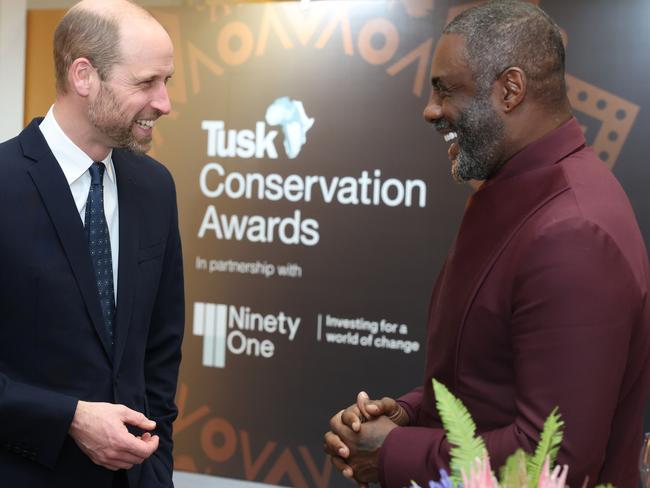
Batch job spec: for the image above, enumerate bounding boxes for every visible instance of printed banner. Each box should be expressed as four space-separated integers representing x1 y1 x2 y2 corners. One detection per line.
143 1 650 486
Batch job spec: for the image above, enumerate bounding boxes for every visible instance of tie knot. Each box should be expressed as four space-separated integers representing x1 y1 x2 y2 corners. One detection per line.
89 162 105 186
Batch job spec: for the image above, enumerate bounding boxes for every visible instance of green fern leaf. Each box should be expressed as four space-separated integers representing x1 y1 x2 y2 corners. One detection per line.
499 449 528 488
433 379 487 485
527 407 564 486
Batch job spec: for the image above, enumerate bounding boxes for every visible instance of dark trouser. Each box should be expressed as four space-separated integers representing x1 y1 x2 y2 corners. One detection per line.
113 470 129 488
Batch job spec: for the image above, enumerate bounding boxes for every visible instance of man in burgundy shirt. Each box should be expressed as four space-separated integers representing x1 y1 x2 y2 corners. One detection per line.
324 2 650 487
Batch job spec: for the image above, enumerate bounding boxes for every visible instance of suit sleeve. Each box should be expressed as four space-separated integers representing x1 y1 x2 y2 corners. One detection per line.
139 172 185 486
379 217 643 487
0 375 78 468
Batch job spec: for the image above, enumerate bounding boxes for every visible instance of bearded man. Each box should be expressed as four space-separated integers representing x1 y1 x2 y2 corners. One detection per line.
324 2 650 487
0 1 184 487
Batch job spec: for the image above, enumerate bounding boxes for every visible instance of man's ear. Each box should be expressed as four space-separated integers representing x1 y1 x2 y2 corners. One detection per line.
68 57 96 97
497 67 526 113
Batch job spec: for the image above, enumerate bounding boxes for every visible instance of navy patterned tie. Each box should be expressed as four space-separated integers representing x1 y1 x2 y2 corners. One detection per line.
85 162 115 343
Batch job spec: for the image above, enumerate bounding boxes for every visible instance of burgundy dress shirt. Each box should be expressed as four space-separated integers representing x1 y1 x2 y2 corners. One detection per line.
379 118 650 488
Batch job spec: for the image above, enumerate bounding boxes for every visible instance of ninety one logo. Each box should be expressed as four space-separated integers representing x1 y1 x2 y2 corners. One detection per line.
193 302 301 368
193 303 228 368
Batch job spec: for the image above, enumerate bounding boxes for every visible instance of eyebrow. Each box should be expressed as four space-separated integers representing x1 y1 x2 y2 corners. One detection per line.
133 72 174 83
431 77 446 91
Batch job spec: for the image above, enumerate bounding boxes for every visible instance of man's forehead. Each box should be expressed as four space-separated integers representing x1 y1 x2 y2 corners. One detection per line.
430 33 470 79
117 20 173 62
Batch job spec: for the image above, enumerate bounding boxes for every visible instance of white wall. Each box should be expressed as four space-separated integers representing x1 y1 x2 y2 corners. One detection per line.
0 0 27 143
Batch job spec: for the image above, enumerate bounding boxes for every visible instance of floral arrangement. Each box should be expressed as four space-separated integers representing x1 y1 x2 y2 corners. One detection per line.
411 379 614 488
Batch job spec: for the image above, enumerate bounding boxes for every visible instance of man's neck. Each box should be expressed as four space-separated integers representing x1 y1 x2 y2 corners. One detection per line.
52 99 111 162
502 108 573 163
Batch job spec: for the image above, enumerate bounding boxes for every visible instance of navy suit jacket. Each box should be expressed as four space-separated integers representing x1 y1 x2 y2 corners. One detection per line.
0 119 185 487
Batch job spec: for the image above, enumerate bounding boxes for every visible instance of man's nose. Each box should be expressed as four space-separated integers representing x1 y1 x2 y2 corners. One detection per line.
423 96 442 123
151 82 171 115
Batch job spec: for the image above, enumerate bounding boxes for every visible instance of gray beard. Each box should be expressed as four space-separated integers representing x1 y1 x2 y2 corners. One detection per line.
452 94 506 182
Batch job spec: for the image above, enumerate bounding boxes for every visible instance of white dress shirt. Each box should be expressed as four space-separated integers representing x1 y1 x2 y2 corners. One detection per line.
39 106 119 302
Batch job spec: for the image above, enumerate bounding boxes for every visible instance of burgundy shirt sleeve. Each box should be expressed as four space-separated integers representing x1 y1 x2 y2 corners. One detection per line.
396 385 424 424
379 426 452 487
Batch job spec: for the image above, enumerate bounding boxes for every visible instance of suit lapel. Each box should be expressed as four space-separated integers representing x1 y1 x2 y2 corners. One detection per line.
112 150 138 369
427 165 571 388
21 120 114 360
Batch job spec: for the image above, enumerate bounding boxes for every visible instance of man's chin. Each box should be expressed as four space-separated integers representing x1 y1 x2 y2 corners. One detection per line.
126 135 153 154
450 158 466 184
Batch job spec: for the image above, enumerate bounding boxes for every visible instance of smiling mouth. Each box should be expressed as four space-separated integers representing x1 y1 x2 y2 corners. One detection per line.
135 119 155 130
443 131 458 143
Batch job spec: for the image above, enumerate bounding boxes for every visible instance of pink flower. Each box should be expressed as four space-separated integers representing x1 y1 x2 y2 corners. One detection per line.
538 457 569 488
461 454 499 488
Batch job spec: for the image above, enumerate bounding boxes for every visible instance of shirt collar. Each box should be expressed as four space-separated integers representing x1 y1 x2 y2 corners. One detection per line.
480 116 586 191
39 105 116 185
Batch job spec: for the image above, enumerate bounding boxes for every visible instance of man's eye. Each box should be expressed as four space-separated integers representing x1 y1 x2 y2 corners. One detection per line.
433 83 451 97
436 88 450 98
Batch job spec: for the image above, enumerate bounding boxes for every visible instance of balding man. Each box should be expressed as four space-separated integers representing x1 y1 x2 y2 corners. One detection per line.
324 2 650 487
0 1 184 487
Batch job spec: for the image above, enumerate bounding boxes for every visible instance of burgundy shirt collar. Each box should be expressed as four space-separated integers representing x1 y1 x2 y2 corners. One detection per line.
479 116 586 191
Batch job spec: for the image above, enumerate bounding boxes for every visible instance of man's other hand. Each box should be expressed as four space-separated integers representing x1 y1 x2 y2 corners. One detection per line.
337 391 409 434
353 392 409 429
324 392 408 487
325 408 400 487
69 400 159 471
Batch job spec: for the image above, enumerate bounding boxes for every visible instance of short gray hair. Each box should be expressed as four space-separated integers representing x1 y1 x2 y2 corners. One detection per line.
444 0 566 107
54 7 121 94
53 0 154 94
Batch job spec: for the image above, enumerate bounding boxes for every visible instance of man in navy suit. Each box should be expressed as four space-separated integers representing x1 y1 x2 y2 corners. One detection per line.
0 1 184 486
